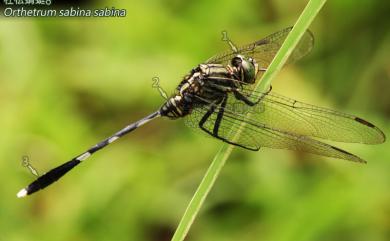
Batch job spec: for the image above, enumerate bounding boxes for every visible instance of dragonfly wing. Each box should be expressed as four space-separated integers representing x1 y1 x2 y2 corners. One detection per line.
188 94 366 163
237 89 386 144
206 27 314 72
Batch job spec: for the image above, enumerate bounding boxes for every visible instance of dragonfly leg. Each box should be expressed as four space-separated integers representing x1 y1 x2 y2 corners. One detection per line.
199 97 226 137
233 90 258 106
197 95 260 151
213 96 227 136
254 85 272 102
199 103 217 132
198 103 260 151
234 85 272 105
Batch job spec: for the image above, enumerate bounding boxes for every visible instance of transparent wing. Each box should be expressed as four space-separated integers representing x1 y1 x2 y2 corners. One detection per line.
236 89 386 144
206 27 314 71
197 81 385 144
186 94 366 163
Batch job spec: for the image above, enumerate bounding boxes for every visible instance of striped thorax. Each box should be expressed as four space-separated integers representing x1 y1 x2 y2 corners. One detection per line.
160 55 259 119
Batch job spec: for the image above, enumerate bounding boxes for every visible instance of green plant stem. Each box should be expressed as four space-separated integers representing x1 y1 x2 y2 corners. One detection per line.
171 1 327 240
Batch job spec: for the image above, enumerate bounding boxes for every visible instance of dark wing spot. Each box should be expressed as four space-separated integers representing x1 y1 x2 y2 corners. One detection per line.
331 146 351 155
354 117 375 128
330 146 367 164
254 39 269 45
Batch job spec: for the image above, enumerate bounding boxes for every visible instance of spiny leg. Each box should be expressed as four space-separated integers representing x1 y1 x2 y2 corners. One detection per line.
199 97 226 137
198 97 259 151
17 111 161 198
199 104 217 135
233 85 273 106
204 77 272 104
234 91 257 106
198 96 242 146
200 80 269 107
213 96 227 136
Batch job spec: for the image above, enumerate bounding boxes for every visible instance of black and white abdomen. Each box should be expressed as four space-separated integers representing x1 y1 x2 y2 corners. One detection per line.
160 95 191 119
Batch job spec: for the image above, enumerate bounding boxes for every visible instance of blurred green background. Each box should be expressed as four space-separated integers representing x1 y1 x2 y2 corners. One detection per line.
1 0 390 241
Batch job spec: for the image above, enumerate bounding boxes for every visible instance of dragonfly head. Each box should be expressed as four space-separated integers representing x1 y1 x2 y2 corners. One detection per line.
231 55 258 84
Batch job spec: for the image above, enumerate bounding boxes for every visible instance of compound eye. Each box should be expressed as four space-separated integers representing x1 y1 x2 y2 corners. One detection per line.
231 56 242 67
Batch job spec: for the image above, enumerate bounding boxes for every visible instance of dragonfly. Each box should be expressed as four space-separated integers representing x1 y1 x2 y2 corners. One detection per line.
17 27 386 198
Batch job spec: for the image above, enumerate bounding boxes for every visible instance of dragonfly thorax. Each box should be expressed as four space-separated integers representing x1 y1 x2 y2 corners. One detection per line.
160 61 254 119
